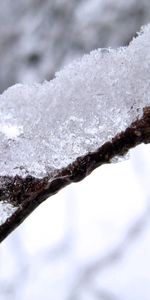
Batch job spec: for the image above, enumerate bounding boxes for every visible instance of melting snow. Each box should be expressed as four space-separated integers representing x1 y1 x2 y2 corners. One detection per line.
0 202 17 226
0 25 150 177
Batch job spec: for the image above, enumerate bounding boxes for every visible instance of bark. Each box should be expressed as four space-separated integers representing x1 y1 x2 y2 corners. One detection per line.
0 106 150 242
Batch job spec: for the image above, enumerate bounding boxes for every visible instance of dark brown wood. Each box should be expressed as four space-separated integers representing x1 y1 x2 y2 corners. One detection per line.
0 106 150 242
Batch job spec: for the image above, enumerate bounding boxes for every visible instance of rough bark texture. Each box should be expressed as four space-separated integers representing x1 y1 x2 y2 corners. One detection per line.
0 106 150 242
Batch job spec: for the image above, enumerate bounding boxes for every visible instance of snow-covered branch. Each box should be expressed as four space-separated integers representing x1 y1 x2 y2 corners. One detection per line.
0 24 150 242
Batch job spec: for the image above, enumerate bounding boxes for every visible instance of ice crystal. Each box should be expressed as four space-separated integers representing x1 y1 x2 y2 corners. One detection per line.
0 202 17 226
0 25 150 177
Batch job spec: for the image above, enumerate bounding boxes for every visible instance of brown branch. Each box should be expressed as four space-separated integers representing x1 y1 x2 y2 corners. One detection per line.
0 106 150 242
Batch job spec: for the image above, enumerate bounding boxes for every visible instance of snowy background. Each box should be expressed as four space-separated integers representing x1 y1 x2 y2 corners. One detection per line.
0 1 150 299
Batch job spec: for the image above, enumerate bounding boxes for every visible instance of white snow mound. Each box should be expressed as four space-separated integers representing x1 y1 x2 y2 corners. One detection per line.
0 24 150 177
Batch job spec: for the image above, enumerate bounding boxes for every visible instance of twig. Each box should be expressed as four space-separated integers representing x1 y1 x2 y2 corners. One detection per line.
0 106 150 242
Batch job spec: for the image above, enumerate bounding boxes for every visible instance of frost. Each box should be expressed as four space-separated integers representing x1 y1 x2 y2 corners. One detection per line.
0 25 150 177
0 202 17 226
0 124 23 139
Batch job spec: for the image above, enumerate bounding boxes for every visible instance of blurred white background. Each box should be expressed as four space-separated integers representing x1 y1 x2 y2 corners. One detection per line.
0 1 150 299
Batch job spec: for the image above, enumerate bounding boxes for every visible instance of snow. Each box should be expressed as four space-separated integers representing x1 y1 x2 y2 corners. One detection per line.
1 0 150 93
0 25 150 177
0 148 150 300
0 202 17 226
0 124 23 140
0 1 150 299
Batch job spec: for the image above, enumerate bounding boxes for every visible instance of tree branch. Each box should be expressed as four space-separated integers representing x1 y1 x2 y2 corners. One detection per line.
0 106 150 242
